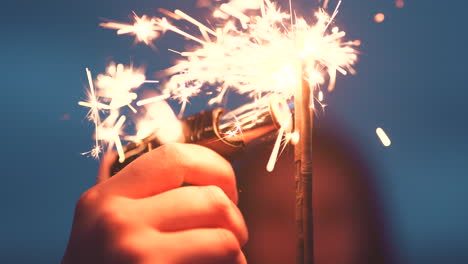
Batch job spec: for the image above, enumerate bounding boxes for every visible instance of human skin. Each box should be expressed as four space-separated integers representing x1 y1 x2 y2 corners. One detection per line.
62 143 248 264
63 129 390 264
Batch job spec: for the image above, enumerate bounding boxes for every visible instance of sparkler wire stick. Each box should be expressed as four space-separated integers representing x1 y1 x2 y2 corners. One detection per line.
295 65 314 264
294 70 304 264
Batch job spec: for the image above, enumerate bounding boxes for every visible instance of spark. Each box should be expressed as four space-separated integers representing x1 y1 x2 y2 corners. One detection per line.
170 81 203 117
78 101 112 110
395 0 405 8
158 17 207 44
95 62 145 111
81 145 103 160
174 9 216 41
322 0 330 9
60 113 70 121
113 115 127 162
376 127 392 147
79 68 103 157
79 63 147 159
267 113 292 172
374 13 385 23
318 90 324 102
136 93 171 106
222 114 244 141
220 3 250 29
100 13 161 46
289 131 300 145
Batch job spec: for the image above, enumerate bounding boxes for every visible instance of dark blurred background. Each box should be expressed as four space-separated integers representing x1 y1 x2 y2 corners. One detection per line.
0 0 467 263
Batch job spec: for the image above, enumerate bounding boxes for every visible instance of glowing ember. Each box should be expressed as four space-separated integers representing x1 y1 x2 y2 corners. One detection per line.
289 131 300 145
60 113 71 120
376 127 391 147
395 0 405 8
374 13 385 23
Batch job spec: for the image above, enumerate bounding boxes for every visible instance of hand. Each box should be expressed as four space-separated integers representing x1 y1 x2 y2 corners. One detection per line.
62 143 248 264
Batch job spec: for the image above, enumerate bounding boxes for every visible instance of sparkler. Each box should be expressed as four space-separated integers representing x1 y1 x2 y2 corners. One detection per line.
81 0 358 166
79 1 359 263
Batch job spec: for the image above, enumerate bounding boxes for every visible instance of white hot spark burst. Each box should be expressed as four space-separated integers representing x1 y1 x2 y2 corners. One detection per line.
100 13 163 47
80 0 360 166
79 63 156 162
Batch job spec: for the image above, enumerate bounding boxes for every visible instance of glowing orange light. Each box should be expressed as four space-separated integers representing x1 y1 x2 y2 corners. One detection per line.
60 113 70 120
290 131 300 145
396 0 405 8
374 13 385 23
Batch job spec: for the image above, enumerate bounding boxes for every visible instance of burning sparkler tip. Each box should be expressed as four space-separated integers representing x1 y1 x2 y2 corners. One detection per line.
82 0 359 167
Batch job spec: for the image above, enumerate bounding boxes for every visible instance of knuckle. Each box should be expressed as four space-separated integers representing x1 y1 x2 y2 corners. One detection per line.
153 143 191 174
202 186 248 246
95 199 130 232
157 143 184 164
110 236 145 263
76 188 101 213
202 185 232 218
215 229 242 259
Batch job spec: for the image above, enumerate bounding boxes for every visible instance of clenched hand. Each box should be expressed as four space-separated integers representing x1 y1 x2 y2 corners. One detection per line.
62 143 248 264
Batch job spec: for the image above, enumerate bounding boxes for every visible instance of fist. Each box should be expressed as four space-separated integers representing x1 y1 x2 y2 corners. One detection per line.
62 144 248 264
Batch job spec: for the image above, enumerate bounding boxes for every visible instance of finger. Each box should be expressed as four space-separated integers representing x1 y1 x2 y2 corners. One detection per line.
162 228 247 264
96 152 117 184
100 143 238 202
138 185 248 245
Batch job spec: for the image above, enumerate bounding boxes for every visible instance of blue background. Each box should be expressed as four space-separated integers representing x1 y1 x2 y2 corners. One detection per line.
1 0 467 263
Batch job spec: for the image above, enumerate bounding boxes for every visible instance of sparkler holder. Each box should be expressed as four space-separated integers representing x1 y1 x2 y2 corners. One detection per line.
294 70 314 264
110 108 242 175
110 96 292 176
